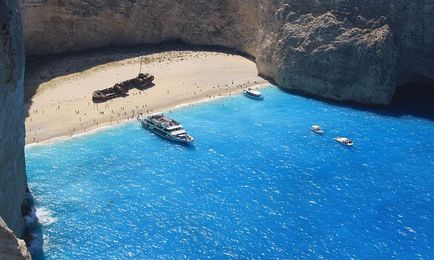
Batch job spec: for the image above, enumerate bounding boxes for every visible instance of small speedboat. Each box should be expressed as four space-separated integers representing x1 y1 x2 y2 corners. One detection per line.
334 137 353 146
311 125 324 134
243 88 264 100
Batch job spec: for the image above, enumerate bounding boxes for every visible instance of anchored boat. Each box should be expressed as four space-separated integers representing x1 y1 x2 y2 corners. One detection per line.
243 88 264 100
311 125 324 134
92 73 154 102
138 113 194 144
334 137 353 146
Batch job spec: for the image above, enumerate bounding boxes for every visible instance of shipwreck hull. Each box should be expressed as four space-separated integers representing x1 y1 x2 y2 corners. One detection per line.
92 73 154 102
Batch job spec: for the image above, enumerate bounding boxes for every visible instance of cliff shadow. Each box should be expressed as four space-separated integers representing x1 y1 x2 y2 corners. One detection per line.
24 41 254 118
276 82 434 121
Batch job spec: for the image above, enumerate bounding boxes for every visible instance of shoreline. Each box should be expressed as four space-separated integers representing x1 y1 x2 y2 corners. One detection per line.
25 50 267 146
25 83 270 148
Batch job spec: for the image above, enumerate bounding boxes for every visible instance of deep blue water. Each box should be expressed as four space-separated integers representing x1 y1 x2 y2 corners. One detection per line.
26 86 434 259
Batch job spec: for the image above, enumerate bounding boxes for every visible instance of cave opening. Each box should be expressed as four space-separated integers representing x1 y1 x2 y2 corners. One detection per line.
388 81 434 120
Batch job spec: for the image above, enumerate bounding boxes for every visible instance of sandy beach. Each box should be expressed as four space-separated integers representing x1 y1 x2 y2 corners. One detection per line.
25 48 267 144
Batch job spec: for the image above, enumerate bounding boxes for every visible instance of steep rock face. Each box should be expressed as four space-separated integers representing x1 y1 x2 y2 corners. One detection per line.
0 218 31 260
391 1 434 86
20 0 260 56
19 0 434 104
256 0 434 104
0 0 27 239
257 1 398 104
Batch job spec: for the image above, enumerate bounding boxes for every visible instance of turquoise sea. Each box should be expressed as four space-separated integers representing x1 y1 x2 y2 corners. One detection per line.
26 86 434 259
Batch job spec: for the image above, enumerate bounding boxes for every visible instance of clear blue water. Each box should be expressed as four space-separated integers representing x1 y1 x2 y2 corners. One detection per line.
26 86 434 259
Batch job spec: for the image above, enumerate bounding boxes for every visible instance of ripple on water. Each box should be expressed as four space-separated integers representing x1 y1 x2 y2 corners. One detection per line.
26 87 434 259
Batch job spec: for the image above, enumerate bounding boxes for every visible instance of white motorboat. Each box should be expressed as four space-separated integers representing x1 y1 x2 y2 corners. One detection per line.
311 125 324 134
243 88 264 100
138 113 194 144
334 137 353 146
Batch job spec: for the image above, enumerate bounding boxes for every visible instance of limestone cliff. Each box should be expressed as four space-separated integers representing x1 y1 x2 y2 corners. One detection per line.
256 0 434 104
0 0 28 258
19 0 434 105
20 0 260 56
0 218 31 260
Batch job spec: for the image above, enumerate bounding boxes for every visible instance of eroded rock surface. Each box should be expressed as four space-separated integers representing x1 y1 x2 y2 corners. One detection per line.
20 0 434 104
0 0 27 242
21 0 260 56
0 218 31 260
256 0 434 104
0 0 29 258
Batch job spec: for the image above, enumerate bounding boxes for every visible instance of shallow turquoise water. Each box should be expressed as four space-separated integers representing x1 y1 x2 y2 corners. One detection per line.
26 87 434 259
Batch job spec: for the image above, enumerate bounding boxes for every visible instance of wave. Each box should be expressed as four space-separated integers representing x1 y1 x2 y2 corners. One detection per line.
25 205 57 258
25 206 58 226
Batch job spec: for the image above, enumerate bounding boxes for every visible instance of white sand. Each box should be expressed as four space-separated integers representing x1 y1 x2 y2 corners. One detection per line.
25 50 267 144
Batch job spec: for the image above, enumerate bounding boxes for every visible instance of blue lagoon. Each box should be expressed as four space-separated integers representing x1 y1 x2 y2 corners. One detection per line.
26 87 434 259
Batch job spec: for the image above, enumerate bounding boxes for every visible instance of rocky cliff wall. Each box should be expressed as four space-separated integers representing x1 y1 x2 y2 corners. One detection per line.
0 0 27 241
20 0 260 56
19 0 434 104
0 218 31 259
259 0 434 104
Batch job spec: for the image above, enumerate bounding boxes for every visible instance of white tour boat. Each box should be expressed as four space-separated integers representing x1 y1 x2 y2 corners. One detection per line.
138 113 194 144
